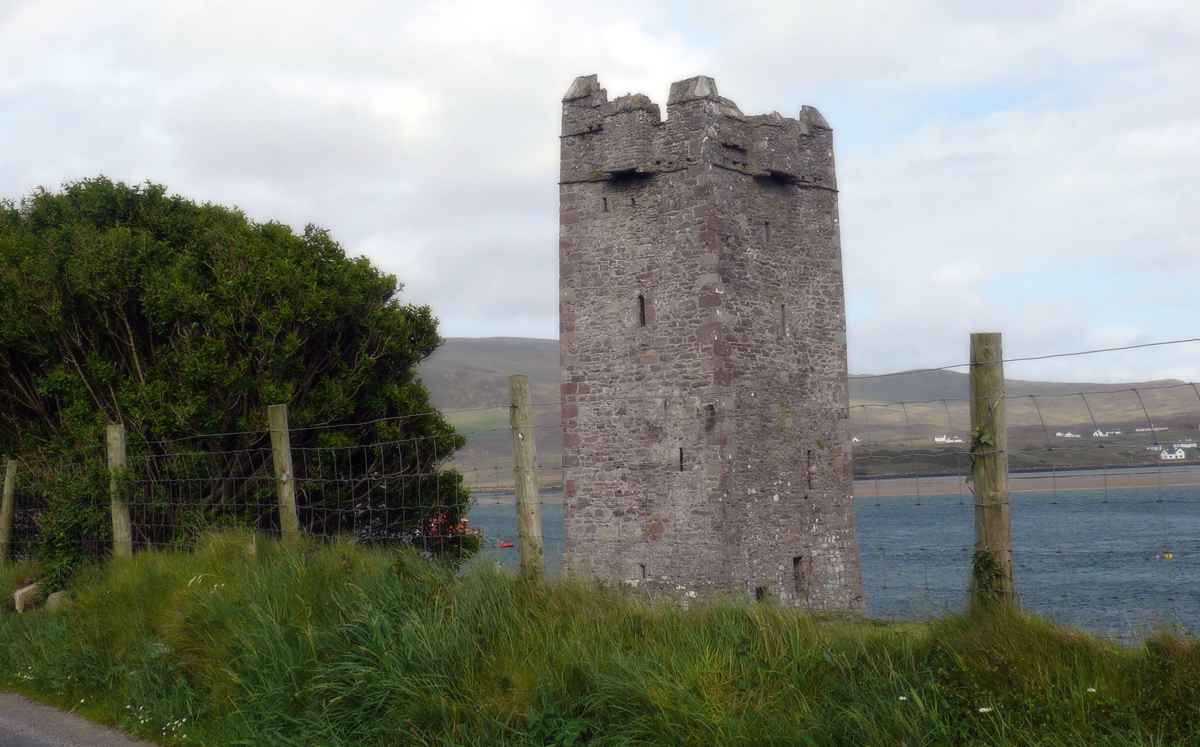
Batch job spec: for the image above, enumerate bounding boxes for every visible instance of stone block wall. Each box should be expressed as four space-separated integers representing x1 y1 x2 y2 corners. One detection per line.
559 74 863 613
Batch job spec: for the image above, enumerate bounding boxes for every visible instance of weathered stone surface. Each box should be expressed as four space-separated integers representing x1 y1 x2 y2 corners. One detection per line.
45 590 73 612
559 75 864 613
13 583 41 613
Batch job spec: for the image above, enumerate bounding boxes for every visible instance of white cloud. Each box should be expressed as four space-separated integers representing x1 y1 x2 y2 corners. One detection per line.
1 0 1198 382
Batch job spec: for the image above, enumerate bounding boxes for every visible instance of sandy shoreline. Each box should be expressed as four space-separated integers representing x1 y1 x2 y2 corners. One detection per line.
469 468 1200 503
473 489 565 506
852 468 1200 498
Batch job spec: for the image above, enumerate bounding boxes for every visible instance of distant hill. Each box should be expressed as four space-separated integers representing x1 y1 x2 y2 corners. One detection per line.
849 369 1194 440
851 368 1188 408
418 338 562 487
420 337 1200 484
419 337 559 411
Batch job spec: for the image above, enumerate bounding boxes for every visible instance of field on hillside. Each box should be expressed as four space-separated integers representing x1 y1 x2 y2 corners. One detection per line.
420 338 562 488
443 407 562 489
850 372 1200 477
422 339 1200 486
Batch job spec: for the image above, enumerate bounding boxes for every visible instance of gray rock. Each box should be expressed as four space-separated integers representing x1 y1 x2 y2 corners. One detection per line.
13 583 41 613
44 591 72 612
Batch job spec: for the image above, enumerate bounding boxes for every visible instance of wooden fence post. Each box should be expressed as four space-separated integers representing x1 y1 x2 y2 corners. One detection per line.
509 375 544 578
107 424 133 557
0 459 16 565
969 332 1014 607
268 404 300 540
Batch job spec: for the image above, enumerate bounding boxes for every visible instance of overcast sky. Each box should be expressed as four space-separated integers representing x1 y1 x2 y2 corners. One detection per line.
2 0 1198 383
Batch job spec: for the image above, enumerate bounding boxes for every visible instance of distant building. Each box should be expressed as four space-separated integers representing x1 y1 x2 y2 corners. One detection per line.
1092 430 1110 437
1173 442 1198 449
1160 448 1186 460
1136 426 1169 433
1055 431 1082 439
933 435 963 444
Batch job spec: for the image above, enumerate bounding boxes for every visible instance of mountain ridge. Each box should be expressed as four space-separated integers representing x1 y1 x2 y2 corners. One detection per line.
419 337 1200 482
421 337 1190 410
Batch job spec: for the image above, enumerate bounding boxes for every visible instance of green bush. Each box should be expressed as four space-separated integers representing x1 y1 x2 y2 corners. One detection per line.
0 178 472 584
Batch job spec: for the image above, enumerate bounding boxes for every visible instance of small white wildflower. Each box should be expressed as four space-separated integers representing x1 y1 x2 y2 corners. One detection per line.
978 706 993 714
1087 687 1097 693
898 696 907 701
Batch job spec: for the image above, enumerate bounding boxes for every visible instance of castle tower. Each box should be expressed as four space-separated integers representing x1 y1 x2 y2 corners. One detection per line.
559 74 863 612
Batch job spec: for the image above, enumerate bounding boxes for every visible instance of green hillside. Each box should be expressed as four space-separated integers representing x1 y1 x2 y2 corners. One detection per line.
421 338 1200 484
419 337 560 411
418 338 561 488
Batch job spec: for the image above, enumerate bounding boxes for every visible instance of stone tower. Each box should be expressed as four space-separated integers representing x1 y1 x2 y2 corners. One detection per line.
558 74 863 613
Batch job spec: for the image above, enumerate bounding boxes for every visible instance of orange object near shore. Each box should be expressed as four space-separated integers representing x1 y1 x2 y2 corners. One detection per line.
499 542 514 548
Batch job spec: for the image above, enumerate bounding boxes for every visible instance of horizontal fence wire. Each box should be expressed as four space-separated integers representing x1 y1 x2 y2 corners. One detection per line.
464 372 1200 641
123 436 275 548
845 373 1200 640
3 340 1200 641
7 448 108 564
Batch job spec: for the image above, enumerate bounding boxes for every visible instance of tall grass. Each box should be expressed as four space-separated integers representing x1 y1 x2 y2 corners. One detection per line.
2 533 1198 746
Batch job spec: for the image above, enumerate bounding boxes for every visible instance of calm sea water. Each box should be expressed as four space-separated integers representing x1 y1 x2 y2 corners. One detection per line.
467 479 1200 638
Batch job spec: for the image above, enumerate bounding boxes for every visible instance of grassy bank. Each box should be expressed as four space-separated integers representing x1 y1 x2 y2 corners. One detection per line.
2 534 1198 746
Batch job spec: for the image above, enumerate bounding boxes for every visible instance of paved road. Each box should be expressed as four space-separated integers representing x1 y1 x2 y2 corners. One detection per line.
0 693 157 747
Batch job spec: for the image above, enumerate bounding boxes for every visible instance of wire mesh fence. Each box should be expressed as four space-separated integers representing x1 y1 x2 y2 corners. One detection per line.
848 376 1200 640
6 448 109 566
456 349 1200 640
3 341 1200 641
2 416 479 576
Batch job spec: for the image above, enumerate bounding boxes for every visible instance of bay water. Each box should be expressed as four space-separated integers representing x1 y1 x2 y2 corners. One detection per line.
467 478 1200 638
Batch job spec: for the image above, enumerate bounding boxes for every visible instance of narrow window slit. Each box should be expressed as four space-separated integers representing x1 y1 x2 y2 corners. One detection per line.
630 197 636 207
780 304 787 337
806 449 814 489
765 222 772 243
638 563 646 580
755 586 767 602
679 448 684 472
602 196 608 212
638 295 646 327
793 556 806 597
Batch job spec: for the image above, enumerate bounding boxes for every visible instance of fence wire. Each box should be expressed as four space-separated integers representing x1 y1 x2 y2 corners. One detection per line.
4 362 1200 642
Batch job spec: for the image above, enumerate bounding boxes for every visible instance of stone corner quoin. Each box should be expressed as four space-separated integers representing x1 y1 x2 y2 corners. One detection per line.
558 73 864 613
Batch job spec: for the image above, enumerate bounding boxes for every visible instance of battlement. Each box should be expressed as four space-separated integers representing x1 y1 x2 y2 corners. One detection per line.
561 75 835 189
